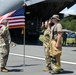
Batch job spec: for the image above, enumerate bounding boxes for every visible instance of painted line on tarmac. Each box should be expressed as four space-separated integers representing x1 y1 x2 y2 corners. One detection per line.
10 53 76 65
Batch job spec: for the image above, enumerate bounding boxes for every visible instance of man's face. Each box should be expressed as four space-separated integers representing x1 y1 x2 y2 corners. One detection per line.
52 18 57 23
2 19 8 26
3 22 8 26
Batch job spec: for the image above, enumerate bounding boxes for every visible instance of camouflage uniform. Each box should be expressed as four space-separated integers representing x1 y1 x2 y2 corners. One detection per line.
0 25 11 68
50 23 62 72
43 29 51 68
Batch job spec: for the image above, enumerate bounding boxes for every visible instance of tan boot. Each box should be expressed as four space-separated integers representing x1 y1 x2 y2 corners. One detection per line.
1 67 9 72
43 67 49 72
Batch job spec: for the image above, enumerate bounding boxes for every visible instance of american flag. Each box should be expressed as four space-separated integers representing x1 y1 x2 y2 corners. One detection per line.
0 6 25 29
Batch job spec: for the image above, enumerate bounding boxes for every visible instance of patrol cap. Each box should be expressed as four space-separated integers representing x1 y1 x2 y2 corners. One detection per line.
51 14 60 20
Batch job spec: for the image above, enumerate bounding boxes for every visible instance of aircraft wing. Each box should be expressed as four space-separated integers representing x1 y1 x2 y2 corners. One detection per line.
0 0 24 16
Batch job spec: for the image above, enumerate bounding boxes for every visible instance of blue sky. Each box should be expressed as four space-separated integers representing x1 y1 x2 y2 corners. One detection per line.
60 4 76 15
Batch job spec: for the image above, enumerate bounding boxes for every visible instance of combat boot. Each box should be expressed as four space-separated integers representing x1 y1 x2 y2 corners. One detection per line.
43 67 49 71
43 66 52 72
1 67 9 72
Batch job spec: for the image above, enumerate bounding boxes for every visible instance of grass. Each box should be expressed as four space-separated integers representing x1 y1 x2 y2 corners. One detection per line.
39 35 75 44
39 35 44 42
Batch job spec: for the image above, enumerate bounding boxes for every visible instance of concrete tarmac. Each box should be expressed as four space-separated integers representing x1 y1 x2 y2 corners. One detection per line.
0 42 76 75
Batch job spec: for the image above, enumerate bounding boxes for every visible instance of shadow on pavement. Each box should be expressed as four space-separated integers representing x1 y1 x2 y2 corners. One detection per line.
72 50 76 51
8 69 23 72
53 70 74 74
7 64 41 68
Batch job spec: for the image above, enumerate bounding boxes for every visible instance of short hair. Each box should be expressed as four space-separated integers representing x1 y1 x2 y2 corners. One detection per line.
1 19 8 24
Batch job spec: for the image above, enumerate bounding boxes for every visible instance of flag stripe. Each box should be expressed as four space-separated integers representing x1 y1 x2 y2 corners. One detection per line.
9 25 24 27
7 16 25 19
9 25 25 29
9 23 25 26
9 21 25 24
0 25 25 28
8 19 25 22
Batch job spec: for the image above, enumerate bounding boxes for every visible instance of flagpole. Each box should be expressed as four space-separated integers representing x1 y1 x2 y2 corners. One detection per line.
23 22 25 68
23 0 26 70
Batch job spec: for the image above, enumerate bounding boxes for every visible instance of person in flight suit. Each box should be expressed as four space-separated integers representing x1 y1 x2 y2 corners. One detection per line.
42 20 51 72
0 19 11 72
49 15 62 73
